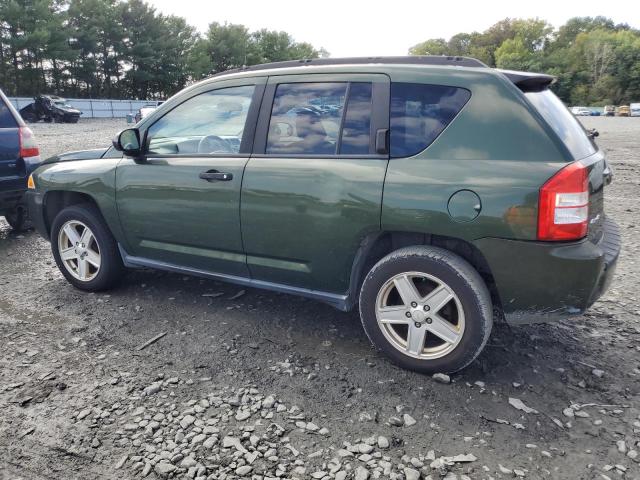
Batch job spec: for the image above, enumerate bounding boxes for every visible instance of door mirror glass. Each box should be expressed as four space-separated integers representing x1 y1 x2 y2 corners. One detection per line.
113 128 141 156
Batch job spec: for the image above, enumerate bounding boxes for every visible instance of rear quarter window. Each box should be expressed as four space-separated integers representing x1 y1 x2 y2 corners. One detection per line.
525 90 596 160
390 83 470 158
0 99 17 128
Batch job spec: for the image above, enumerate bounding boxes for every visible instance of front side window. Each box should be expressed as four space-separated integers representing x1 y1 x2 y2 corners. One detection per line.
147 85 255 155
390 83 471 158
266 82 373 156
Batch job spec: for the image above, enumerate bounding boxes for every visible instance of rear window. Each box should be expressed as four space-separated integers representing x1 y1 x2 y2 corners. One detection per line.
0 99 17 128
525 90 596 160
390 83 470 158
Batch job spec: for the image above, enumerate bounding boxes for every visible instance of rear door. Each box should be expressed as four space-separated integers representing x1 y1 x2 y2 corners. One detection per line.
241 73 390 294
0 95 23 183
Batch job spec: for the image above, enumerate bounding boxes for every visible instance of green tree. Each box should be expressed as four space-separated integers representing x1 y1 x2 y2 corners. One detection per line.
204 22 251 73
410 16 640 105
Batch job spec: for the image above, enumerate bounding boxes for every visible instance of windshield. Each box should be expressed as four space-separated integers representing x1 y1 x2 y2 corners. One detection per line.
525 90 596 160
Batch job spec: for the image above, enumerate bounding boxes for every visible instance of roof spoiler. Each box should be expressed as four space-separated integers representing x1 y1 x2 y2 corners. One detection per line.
498 69 556 92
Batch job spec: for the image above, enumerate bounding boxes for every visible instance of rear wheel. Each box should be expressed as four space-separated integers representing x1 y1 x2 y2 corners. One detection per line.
51 204 125 291
5 207 28 232
359 246 493 374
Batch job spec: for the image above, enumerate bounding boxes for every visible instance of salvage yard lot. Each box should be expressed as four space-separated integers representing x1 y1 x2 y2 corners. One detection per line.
1 117 639 479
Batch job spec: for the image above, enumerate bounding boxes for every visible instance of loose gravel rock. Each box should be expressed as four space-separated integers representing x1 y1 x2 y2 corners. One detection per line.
1 117 640 478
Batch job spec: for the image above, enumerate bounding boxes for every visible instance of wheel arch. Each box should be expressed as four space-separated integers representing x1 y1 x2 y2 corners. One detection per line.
42 190 105 237
347 231 503 318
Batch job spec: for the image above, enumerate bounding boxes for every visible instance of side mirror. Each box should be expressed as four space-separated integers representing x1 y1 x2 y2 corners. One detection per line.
113 128 142 157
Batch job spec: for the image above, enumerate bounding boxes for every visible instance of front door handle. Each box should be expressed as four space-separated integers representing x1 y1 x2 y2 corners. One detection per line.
199 170 233 182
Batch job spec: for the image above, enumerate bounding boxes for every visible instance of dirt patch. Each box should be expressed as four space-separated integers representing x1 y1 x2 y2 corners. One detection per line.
1 117 639 479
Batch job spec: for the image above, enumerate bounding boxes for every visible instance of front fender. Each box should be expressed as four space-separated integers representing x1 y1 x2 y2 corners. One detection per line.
33 158 124 245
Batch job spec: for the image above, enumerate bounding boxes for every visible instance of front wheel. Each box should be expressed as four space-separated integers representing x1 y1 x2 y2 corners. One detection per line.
51 204 125 291
359 246 493 374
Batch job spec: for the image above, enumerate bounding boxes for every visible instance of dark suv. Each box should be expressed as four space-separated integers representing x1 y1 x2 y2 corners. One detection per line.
0 89 41 230
27 57 620 373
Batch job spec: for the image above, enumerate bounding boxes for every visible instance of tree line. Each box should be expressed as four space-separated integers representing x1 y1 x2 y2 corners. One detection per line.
2 4 639 105
410 17 640 105
0 0 327 99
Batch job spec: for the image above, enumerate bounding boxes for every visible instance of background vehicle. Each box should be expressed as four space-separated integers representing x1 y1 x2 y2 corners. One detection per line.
571 106 591 116
27 56 620 373
616 105 630 117
631 103 640 117
604 105 616 116
19 95 81 123
134 104 160 123
0 89 41 231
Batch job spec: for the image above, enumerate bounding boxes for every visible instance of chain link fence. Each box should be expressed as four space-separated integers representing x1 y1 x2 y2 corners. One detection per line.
7 97 163 118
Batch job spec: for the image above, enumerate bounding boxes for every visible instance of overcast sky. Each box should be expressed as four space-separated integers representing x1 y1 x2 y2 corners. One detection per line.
147 0 639 57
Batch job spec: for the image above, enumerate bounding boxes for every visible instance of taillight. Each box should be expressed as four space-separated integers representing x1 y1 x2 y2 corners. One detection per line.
19 126 40 158
537 161 589 241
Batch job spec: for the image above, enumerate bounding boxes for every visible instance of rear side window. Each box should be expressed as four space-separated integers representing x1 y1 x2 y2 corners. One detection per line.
0 99 17 128
525 90 596 160
390 83 470 158
340 83 373 154
266 82 373 156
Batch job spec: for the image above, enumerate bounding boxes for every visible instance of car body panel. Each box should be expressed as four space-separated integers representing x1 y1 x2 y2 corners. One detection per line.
474 216 619 323
41 148 109 166
242 156 388 293
115 155 251 277
30 158 124 241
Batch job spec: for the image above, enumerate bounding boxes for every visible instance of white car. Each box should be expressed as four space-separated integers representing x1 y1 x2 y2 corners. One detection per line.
631 103 640 117
135 104 162 122
571 107 592 116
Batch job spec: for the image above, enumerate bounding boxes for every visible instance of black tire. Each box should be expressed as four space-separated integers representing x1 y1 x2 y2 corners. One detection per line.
5 207 28 232
22 112 37 123
50 203 125 291
359 246 493 374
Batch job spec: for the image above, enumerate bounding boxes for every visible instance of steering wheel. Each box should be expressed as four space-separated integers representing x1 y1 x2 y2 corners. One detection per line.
197 135 230 154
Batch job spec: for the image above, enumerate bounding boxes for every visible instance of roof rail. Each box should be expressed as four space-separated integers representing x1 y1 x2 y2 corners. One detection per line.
209 55 488 77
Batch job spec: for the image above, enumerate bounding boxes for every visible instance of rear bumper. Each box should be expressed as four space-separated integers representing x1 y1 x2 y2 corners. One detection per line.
26 190 49 240
474 217 621 325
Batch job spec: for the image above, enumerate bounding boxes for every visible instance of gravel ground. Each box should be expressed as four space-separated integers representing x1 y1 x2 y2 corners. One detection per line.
0 116 639 480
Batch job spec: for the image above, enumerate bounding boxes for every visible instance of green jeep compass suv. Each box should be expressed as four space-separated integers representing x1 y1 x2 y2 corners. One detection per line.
27 56 620 373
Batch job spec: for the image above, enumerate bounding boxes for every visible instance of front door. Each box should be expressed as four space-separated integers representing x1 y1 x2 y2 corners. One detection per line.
241 74 390 294
116 79 264 277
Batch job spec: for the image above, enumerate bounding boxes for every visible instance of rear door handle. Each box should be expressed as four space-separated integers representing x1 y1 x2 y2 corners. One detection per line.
199 170 233 182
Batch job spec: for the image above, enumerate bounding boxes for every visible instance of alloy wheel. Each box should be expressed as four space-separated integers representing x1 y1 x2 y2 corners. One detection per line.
57 220 101 281
375 271 465 359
